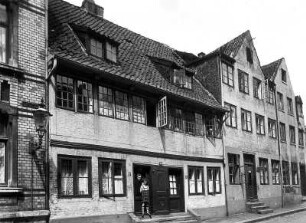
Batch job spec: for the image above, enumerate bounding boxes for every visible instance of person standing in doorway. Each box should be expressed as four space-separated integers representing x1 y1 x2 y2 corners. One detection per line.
140 178 152 218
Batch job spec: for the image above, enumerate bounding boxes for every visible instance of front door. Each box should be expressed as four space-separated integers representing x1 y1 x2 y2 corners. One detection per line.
244 154 257 200
168 168 184 212
151 165 169 214
300 164 306 196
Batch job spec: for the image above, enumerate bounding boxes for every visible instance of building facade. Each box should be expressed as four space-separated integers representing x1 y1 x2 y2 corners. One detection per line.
0 0 49 222
47 0 227 222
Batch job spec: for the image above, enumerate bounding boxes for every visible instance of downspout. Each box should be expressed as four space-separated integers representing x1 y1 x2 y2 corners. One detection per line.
273 81 284 208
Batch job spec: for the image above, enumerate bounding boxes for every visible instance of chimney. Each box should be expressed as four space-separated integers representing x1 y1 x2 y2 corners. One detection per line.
82 0 104 18
198 52 206 58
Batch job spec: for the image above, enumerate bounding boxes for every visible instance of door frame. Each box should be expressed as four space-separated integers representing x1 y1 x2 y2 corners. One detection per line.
243 154 257 201
168 166 185 212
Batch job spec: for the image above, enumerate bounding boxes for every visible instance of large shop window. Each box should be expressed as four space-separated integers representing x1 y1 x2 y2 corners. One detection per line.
99 159 126 197
207 167 221 195
58 155 92 197
259 158 269 185
272 160 280 185
0 3 7 63
188 166 204 195
282 161 290 185
292 162 299 185
241 108 252 132
222 62 234 87
228 153 240 185
224 102 237 128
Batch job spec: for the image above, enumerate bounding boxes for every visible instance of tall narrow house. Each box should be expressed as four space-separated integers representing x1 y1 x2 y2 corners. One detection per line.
47 0 227 222
0 0 49 222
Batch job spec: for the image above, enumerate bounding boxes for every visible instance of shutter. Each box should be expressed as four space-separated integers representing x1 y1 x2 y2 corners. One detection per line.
156 96 167 127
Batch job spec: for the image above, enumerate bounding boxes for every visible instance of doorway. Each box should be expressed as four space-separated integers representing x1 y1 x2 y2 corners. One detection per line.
300 164 306 196
243 154 257 201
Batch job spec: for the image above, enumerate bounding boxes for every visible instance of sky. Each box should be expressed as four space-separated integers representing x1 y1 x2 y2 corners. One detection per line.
65 0 306 112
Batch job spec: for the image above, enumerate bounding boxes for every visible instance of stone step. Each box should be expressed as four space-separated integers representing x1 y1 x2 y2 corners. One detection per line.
133 214 195 223
175 220 198 223
257 208 274 214
246 201 264 207
250 205 270 213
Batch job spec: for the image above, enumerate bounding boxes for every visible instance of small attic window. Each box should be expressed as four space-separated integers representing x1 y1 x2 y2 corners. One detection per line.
106 42 117 63
246 47 253 64
173 69 192 89
281 69 286 83
90 38 103 58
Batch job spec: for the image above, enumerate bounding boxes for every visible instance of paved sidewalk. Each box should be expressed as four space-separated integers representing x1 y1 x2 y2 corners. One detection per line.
202 202 306 223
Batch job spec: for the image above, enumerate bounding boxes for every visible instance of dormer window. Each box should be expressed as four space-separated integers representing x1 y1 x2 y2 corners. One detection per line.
90 38 103 58
106 42 117 63
173 69 192 89
88 37 117 63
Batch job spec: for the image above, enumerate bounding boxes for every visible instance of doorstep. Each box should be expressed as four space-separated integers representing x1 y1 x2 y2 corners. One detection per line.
0 210 50 220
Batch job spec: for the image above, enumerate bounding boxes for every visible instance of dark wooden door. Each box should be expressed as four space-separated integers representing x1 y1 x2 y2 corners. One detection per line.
300 164 306 196
151 166 169 214
244 155 257 200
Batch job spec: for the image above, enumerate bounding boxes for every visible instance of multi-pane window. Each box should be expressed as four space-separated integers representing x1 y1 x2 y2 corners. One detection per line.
228 153 240 185
90 38 103 58
297 103 303 117
255 114 265 135
222 62 234 87
0 115 8 185
169 107 184 132
106 42 117 63
0 3 7 63
188 166 204 195
272 160 280 185
115 91 129 120
0 141 6 184
277 92 284 111
246 47 253 64
98 86 114 117
172 69 192 89
132 96 146 124
259 158 269 185
185 111 195 134
157 97 167 127
268 119 276 138
279 122 286 142
207 167 221 195
169 174 178 195
77 80 93 113
292 162 299 185
266 84 275 105
287 98 293 115
99 159 125 197
282 161 290 185
224 102 237 128
289 126 296 144
298 129 304 147
238 70 249 94
0 80 10 102
281 69 286 83
56 75 74 109
241 108 252 132
205 115 221 138
253 78 262 99
58 155 91 197
195 113 204 136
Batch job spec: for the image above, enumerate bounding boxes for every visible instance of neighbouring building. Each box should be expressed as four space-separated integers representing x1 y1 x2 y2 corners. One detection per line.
0 0 49 222
188 31 306 215
47 0 227 222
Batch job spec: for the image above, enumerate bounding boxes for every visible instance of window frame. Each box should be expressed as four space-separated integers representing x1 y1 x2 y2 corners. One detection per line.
106 41 118 63
228 153 240 185
271 160 280 185
172 69 193 90
241 108 252 132
281 69 287 83
207 167 221 195
266 84 275 105
292 162 299 185
279 122 286 143
77 80 93 113
282 161 290 185
298 129 304 147
55 74 75 111
253 77 262 99
246 47 253 64
188 166 204 195
0 3 8 64
268 118 277 139
287 97 294 115
205 115 222 138
221 62 234 87
224 102 237 128
58 155 92 198
255 114 265 135
98 158 126 197
98 85 114 118
289 125 296 145
277 92 284 111
0 80 10 102
259 158 269 185
238 70 249 94
89 38 103 58
0 139 7 185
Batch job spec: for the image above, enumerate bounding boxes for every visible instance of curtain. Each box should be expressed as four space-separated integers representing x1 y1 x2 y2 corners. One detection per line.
78 160 89 195
61 159 73 195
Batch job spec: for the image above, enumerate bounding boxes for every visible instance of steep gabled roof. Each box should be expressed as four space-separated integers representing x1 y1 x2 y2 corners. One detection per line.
48 0 224 111
261 58 283 80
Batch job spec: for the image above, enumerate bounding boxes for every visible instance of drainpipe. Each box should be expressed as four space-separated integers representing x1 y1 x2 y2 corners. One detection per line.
273 81 284 208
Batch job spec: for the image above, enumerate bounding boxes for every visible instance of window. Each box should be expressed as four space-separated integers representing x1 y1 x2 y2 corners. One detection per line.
298 129 304 147
99 159 126 197
195 113 204 136
289 126 296 145
272 160 280 185
207 167 221 195
292 163 298 185
287 98 293 115
173 69 192 89
241 108 252 132
224 102 237 128
266 83 275 105
282 161 290 185
58 155 91 197
0 141 6 184
259 158 269 185
98 86 114 117
56 75 74 110
169 107 184 132
228 153 240 185
0 80 10 102
90 38 103 58
222 62 234 87
238 70 249 94
185 111 195 134
156 96 167 127
115 91 129 120
277 92 284 111
205 115 221 138
279 122 286 142
281 69 286 83
255 114 265 135
246 47 253 64
188 166 204 195
169 174 178 195
253 78 262 99
132 96 146 124
106 42 117 63
268 118 276 138
77 80 93 113
0 3 7 63
297 102 303 117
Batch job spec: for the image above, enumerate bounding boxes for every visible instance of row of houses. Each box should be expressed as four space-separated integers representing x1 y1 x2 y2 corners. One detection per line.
0 0 305 222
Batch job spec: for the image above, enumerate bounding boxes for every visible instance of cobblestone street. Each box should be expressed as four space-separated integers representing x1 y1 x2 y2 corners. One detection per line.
261 211 306 223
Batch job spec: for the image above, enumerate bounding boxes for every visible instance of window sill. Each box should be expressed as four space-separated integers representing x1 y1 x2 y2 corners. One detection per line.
242 129 252 134
239 91 249 95
225 125 238 129
256 133 265 136
0 187 23 194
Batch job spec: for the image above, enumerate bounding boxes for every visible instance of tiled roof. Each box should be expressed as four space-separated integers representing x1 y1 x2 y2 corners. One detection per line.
261 58 283 80
48 0 224 111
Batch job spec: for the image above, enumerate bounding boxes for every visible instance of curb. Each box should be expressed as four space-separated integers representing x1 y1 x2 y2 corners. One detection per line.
236 207 306 223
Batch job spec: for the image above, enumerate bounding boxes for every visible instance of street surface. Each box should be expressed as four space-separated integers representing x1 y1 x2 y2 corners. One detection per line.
260 211 306 223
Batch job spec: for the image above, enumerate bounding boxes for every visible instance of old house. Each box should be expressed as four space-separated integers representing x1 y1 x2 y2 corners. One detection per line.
47 0 227 222
0 0 49 222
